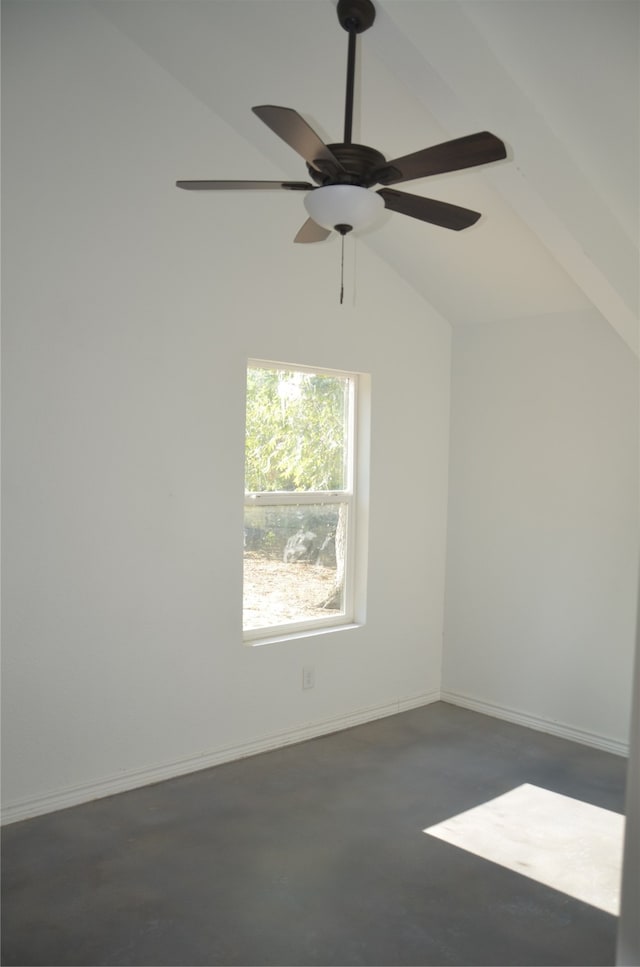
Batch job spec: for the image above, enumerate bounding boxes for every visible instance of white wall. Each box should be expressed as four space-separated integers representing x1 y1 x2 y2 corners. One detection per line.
443 310 639 750
1 2 451 820
4 0 636 826
617 593 639 964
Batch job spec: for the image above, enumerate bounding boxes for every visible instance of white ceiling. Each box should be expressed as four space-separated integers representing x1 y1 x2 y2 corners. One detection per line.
94 0 639 351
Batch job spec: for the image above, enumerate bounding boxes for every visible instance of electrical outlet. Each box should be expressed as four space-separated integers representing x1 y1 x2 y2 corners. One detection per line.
302 666 315 689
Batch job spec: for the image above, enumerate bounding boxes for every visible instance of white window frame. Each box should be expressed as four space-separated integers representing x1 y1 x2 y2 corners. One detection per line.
243 359 360 643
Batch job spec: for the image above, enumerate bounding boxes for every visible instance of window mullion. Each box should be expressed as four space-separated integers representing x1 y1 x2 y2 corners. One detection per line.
245 491 350 507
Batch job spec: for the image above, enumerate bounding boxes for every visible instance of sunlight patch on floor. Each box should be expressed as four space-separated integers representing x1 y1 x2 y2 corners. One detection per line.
424 783 624 914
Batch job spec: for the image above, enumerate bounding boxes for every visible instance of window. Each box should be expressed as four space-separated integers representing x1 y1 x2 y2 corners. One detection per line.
244 360 360 641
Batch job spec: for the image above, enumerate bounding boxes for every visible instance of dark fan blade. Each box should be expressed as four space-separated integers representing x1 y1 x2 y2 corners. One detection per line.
294 218 331 244
378 188 481 231
252 105 344 176
376 132 507 186
176 180 312 191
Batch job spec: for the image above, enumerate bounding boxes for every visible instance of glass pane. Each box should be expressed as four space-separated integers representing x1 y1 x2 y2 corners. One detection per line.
244 503 346 631
245 366 349 492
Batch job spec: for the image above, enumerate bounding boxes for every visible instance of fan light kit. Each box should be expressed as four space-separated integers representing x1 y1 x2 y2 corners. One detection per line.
177 0 508 254
304 184 384 233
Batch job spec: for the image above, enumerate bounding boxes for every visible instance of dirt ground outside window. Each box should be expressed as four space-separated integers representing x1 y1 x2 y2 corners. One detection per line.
243 553 340 630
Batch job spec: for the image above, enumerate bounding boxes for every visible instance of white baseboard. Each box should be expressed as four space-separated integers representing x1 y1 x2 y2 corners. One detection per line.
1 691 440 826
4 688 624 825
440 690 629 757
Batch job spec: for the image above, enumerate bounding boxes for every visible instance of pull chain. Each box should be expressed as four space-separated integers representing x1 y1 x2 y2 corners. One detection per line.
336 225 351 305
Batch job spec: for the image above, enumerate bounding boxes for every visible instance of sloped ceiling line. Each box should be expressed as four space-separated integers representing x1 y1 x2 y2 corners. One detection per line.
369 0 638 355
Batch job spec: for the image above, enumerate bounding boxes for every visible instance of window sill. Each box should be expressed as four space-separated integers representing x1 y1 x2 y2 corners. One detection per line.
244 622 362 647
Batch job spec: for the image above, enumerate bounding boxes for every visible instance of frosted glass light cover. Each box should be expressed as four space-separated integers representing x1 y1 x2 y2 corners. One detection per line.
304 184 384 232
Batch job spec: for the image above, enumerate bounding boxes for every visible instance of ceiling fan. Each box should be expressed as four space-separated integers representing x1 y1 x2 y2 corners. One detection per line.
177 0 507 242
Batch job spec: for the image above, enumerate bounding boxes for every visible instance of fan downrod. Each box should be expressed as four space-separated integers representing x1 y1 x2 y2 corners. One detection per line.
337 0 375 33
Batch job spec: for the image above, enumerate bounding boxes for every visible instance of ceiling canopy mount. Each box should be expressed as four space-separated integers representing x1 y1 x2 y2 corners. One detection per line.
336 0 376 34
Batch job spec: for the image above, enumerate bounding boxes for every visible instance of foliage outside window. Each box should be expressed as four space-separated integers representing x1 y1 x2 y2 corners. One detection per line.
244 361 357 639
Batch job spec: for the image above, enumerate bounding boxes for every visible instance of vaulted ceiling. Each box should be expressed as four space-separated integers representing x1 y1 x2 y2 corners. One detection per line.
95 0 639 354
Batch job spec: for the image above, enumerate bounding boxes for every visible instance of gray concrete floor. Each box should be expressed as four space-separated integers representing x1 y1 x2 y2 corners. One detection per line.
1 702 627 966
